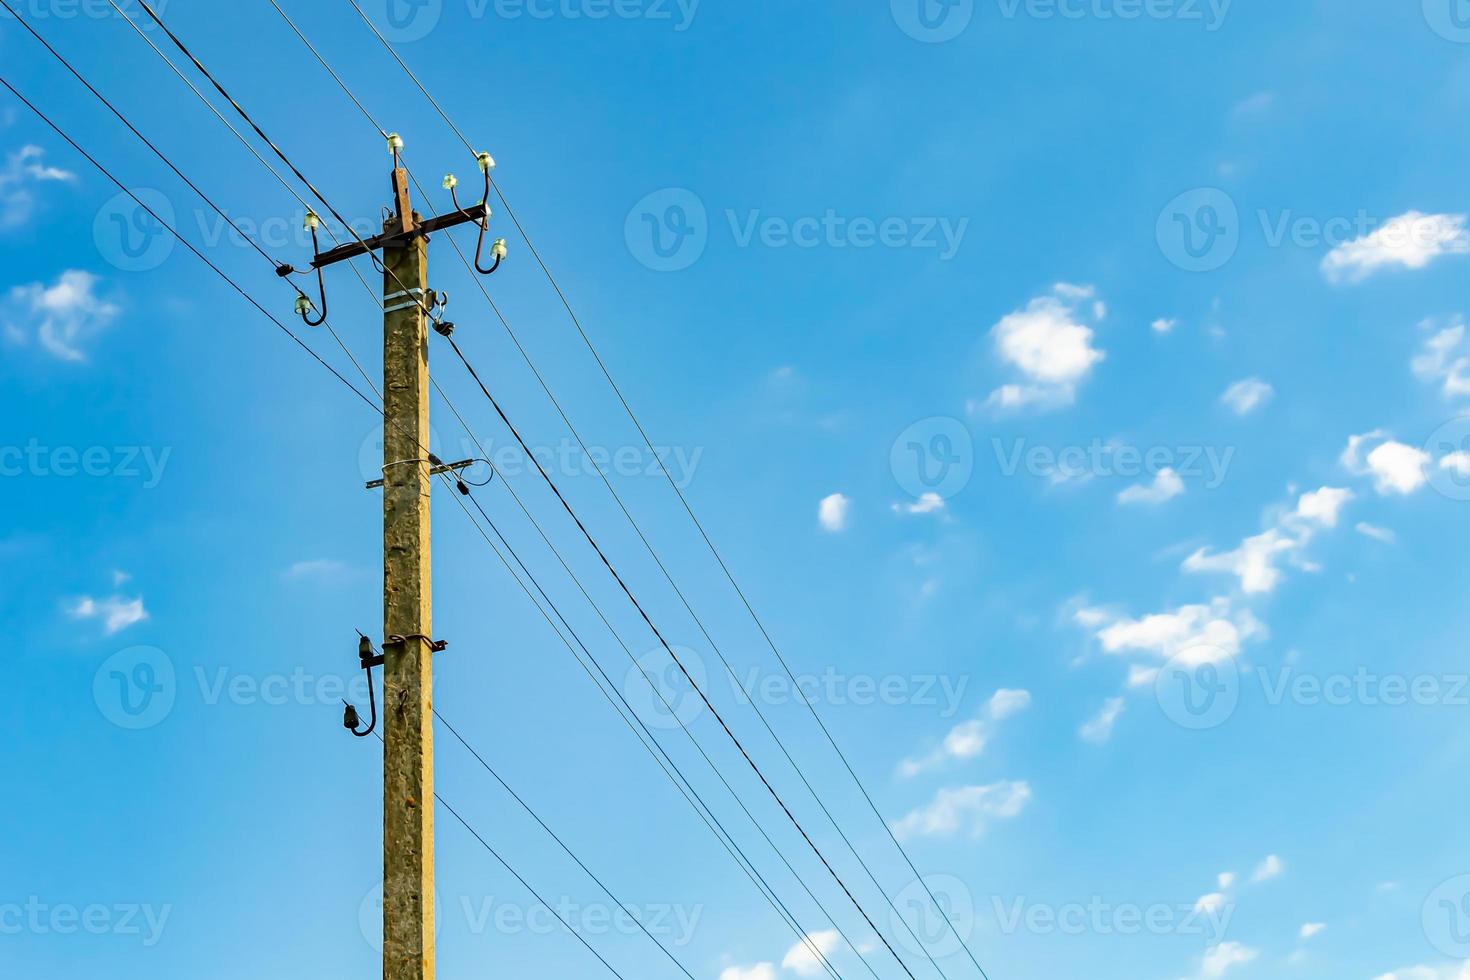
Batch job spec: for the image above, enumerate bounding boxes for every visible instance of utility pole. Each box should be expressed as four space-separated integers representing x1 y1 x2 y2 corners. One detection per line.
380 174 436 980
319 147 493 980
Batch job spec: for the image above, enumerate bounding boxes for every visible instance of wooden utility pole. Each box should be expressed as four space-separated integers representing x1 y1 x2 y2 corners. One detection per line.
381 174 435 980
318 154 490 980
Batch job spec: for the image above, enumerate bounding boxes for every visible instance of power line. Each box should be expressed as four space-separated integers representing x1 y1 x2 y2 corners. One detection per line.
336 18 995 977
2 41 836 980
369 728 637 980
63 6 846 969
0 73 379 415
435 474 848 980
434 709 701 980
443 333 925 980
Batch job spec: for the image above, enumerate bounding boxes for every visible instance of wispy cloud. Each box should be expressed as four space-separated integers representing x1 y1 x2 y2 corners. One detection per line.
1079 697 1125 744
891 781 1032 840
1117 468 1185 506
1321 211 1468 283
899 689 1031 777
1220 378 1274 416
0 144 74 229
4 270 120 362
67 594 148 635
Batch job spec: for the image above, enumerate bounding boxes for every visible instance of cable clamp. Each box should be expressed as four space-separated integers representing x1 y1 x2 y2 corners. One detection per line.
386 633 448 653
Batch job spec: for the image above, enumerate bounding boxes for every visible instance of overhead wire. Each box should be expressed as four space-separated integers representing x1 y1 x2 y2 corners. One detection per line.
335 10 996 976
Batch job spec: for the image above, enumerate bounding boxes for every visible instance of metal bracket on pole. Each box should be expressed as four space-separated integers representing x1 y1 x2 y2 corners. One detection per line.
365 457 478 491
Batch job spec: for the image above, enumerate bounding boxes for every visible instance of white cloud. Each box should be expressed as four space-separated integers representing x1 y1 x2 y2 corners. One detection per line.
782 931 841 977
1193 942 1259 979
893 493 946 516
1184 487 1351 594
899 689 1031 777
1296 487 1353 527
1343 431 1429 496
67 594 148 635
818 493 851 532
1081 598 1263 664
983 284 1105 412
1252 854 1284 883
719 965 777 980
1217 872 1237 890
1357 522 1397 544
891 782 1032 840
1117 468 1185 506
1412 318 1470 398
0 144 74 229
1221 378 1274 416
987 688 1032 720
1079 697 1125 744
1372 967 1470 980
1152 317 1178 334
1321 211 1469 283
1194 892 1228 916
4 270 120 362
1299 922 1326 940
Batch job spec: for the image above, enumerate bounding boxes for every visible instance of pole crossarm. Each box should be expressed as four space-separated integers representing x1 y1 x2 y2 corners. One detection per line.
308 202 489 269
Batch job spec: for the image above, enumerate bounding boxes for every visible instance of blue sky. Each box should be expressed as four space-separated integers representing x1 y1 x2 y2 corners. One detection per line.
5 1 1470 979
